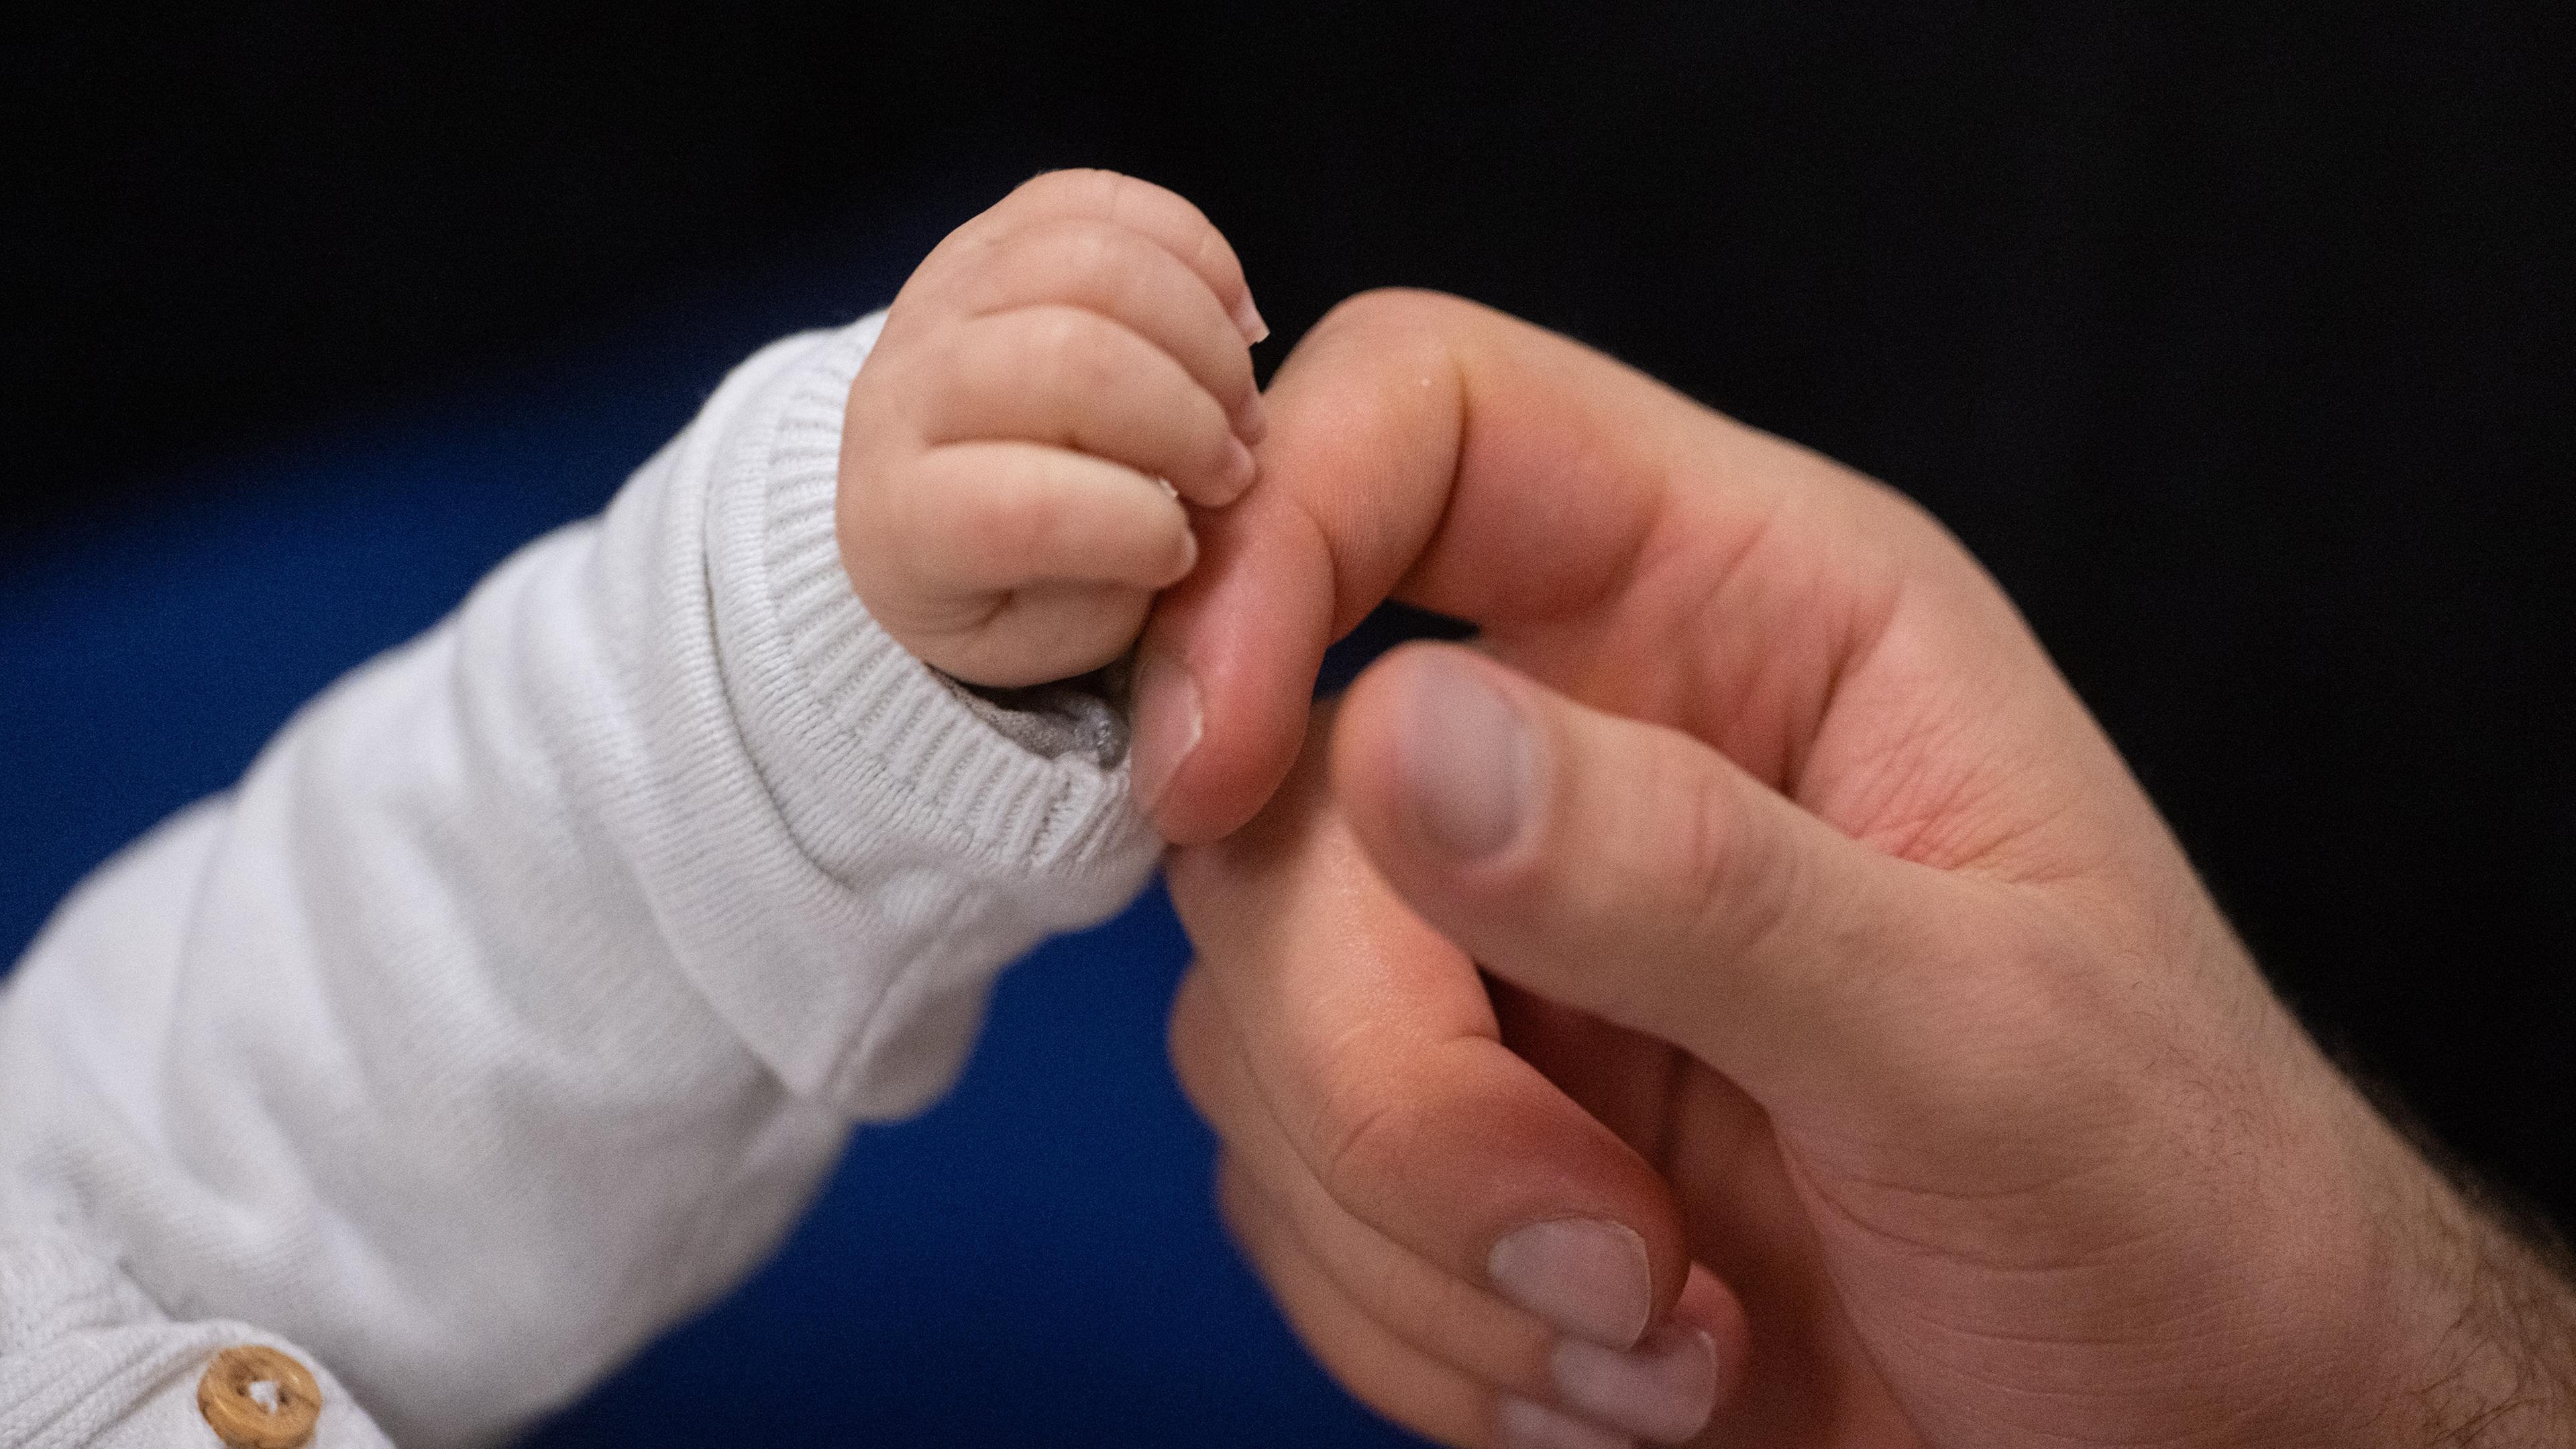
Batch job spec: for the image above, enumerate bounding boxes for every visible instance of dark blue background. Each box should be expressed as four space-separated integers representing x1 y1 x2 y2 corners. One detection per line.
0 235 1422 1447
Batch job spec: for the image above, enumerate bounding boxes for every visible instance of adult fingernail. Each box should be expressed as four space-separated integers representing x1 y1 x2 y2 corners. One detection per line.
1132 649 1201 819
1399 651 1535 862
1550 1323 1718 1444
1232 292 1271 345
1216 434 1258 504
1488 1218 1652 1350
1497 1395 1635 1449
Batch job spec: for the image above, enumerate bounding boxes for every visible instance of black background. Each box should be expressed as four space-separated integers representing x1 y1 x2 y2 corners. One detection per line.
10 0 2572 1242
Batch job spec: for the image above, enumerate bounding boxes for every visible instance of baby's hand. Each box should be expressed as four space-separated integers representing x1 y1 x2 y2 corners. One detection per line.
839 170 1269 687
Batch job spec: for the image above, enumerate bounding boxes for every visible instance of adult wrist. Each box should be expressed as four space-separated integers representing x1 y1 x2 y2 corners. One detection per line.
2338 1086 2576 1446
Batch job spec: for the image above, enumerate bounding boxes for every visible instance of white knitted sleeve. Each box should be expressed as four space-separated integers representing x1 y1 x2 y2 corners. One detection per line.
0 313 1161 1449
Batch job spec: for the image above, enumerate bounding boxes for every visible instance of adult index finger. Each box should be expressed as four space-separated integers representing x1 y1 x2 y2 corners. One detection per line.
1132 288 1919 844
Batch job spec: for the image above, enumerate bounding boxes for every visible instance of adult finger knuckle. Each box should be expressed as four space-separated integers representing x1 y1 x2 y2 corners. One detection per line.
1311 1069 1415 1195
1662 770 1794 959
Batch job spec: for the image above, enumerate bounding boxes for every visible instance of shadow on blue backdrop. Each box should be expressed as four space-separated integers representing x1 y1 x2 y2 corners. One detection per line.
0 203 1434 1447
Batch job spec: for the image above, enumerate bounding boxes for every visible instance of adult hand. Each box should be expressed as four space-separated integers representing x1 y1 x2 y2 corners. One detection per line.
1149 291 2576 1446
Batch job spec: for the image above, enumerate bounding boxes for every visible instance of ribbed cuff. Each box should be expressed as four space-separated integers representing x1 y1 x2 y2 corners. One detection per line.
684 313 1160 1110
718 312 1155 881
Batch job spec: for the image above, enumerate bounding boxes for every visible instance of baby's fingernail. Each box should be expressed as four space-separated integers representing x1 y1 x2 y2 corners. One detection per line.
1237 387 1269 447
1488 1218 1652 1350
1550 1324 1717 1444
1496 1395 1634 1449
1132 650 1202 819
1232 292 1270 345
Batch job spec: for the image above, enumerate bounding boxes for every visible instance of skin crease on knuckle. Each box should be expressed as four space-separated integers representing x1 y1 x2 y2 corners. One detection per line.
1049 223 1130 314
1010 309 1231 494
985 468 1156 591
1184 994 1540 1435
1216 1049 1559 1381
1178 944 1622 1423
955 221 1144 323
1023 306 1127 423
1220 1169 1500 1449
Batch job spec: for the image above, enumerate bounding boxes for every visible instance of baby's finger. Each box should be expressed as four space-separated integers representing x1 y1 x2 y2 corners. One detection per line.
916 306 1253 507
908 441 1195 592
966 168 1266 344
930 579 1159 689
914 217 1264 445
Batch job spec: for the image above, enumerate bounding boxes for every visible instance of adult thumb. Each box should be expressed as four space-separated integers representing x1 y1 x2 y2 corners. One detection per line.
1331 642 1967 1114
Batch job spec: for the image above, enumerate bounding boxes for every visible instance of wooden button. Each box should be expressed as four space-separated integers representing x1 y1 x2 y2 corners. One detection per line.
196 1345 322 1449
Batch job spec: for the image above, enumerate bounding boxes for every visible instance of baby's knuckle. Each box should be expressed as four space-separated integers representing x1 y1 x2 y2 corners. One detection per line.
1028 309 1118 392
972 482 1069 561
1024 227 1135 309
885 480 963 565
840 445 904 512
1183 218 1227 274
1044 219 1122 272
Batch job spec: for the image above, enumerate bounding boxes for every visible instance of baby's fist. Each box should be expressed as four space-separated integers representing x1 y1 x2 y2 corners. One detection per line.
838 170 1268 687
